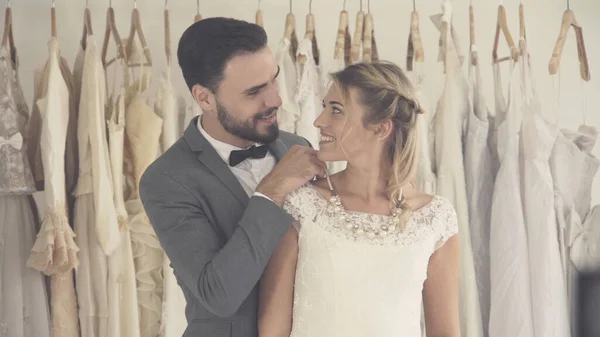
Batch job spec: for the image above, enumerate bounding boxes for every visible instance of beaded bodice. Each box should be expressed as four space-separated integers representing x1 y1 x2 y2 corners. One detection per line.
283 184 458 337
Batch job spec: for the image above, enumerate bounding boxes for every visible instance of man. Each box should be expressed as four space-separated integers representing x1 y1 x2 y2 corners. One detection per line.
139 18 325 337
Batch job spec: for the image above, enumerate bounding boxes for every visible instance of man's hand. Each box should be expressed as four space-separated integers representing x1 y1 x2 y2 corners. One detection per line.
256 145 326 206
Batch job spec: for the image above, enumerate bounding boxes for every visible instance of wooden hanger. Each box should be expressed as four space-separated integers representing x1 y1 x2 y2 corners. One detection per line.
333 2 350 66
164 0 171 65
101 3 126 68
283 4 295 40
126 1 153 67
468 5 477 66
80 1 93 50
51 1 57 38
2 3 17 64
362 13 373 63
194 0 202 22
255 0 263 27
284 0 298 62
518 2 526 53
406 0 424 71
548 5 590 80
304 5 314 41
350 1 364 64
492 4 518 63
299 0 319 66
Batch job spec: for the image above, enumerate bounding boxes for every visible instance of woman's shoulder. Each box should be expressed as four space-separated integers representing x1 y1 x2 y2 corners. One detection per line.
283 182 327 222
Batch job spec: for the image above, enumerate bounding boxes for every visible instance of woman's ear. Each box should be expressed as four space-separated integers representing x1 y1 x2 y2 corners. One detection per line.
373 120 394 141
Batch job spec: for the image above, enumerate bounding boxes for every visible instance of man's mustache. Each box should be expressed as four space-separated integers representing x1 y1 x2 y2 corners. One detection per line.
255 107 278 120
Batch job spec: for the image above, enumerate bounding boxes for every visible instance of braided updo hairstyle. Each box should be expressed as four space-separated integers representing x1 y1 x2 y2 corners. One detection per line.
330 61 424 228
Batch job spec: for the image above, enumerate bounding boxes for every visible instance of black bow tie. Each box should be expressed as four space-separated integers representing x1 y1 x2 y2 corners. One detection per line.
228 145 269 166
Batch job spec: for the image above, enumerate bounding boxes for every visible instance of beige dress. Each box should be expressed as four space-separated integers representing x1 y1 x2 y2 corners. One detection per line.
105 56 141 337
73 35 121 337
124 58 164 337
155 65 187 337
26 37 80 337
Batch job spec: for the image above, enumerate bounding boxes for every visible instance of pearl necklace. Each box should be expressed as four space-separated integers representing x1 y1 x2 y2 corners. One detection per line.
325 174 404 239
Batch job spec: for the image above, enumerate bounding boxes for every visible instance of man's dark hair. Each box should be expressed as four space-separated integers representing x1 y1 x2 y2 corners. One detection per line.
177 17 268 93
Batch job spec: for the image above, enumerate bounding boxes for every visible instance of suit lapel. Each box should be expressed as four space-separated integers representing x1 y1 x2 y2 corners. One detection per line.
184 117 249 206
268 139 288 162
184 116 290 205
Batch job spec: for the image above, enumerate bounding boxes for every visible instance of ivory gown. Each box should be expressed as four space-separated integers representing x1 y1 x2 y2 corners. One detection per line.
26 37 80 337
123 41 164 337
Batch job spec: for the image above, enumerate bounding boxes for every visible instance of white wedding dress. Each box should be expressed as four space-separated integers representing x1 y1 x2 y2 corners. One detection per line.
283 184 458 337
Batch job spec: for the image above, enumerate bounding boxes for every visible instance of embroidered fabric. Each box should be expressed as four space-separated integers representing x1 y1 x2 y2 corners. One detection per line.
282 184 458 336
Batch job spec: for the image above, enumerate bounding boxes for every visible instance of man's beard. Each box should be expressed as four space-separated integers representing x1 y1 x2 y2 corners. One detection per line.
216 99 279 144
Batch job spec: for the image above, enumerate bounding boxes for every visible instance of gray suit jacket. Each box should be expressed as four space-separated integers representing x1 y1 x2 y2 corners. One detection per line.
139 116 308 337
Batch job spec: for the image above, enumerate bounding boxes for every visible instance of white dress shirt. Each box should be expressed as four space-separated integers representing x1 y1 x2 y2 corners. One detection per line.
197 118 276 198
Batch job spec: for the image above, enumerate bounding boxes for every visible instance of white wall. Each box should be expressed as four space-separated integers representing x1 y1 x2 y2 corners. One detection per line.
3 0 600 204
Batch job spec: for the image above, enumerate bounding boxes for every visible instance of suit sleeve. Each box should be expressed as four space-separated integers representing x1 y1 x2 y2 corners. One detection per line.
140 171 293 317
302 137 313 148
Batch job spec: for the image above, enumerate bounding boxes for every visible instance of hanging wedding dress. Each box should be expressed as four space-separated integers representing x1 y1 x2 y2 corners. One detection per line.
570 205 600 278
463 39 495 337
549 117 598 335
326 11 349 175
431 3 482 336
275 35 299 134
0 43 51 337
72 35 121 337
155 61 187 337
518 42 570 337
412 62 435 196
105 43 141 337
296 38 322 150
26 37 80 337
124 41 164 337
488 57 534 337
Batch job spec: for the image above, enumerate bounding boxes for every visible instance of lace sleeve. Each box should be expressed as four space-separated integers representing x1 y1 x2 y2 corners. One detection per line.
434 198 459 250
282 184 313 231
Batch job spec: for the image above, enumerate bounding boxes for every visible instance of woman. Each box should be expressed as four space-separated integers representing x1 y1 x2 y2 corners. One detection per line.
258 61 460 337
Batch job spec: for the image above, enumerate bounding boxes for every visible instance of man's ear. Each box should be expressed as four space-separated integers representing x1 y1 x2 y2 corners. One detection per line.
192 84 215 114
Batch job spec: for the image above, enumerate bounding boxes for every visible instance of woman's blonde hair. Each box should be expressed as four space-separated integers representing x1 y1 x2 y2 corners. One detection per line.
330 61 423 227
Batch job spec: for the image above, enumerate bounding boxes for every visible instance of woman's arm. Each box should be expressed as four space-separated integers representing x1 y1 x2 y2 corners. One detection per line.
258 227 299 337
423 234 460 337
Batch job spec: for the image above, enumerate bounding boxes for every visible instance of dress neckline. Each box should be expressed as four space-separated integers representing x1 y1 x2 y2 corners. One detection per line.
304 183 439 218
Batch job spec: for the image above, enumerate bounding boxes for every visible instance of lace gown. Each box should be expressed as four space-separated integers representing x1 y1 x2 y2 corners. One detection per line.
283 184 458 337
0 44 51 337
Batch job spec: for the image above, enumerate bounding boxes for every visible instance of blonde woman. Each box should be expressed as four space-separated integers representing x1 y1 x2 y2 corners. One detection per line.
258 62 460 337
